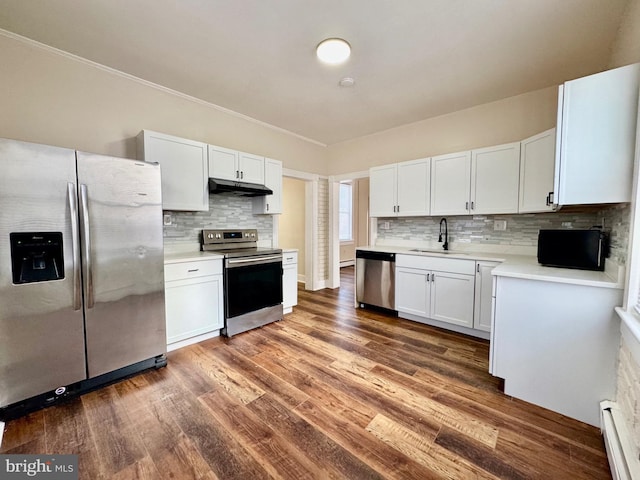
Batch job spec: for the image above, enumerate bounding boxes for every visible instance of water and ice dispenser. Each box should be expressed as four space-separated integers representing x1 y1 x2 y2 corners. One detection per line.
10 232 64 284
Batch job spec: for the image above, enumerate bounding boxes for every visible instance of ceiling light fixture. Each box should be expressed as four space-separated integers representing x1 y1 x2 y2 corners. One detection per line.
316 38 351 64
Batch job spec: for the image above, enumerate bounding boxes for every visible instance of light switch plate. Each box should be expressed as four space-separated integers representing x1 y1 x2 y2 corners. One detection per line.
494 220 507 231
163 214 172 226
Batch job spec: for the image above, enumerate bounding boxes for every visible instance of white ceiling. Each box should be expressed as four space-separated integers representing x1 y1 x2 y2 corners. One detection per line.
0 0 630 145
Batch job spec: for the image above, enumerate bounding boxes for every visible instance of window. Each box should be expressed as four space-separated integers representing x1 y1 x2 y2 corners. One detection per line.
339 182 353 242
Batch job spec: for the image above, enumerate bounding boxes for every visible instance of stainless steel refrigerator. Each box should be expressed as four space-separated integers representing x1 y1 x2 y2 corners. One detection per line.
0 138 166 418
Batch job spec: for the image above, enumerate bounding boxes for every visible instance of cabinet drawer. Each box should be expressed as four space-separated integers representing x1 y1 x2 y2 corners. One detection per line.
396 254 475 275
282 252 298 265
165 259 222 281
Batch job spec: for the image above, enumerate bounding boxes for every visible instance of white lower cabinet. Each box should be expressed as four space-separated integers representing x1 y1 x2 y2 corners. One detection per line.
395 254 475 330
395 267 429 317
473 261 499 332
491 275 621 426
164 258 224 351
282 251 298 314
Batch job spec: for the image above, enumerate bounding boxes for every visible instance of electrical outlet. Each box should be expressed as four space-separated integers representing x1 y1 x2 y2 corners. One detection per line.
163 214 172 226
383 221 390 230
493 220 507 231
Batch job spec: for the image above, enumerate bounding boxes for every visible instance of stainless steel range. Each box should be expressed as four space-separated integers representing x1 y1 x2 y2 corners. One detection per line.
201 229 283 337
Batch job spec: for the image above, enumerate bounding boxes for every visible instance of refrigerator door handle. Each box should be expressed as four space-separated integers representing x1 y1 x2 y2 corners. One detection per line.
68 182 82 311
79 184 94 309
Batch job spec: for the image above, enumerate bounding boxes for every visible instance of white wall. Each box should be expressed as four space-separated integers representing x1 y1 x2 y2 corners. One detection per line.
0 32 328 175
280 177 307 276
609 0 640 460
325 86 558 175
609 0 640 68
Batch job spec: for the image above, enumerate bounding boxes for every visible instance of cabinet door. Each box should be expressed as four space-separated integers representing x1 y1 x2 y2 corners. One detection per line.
471 142 520 214
138 130 208 211
253 158 282 214
165 275 223 345
430 271 474 328
369 164 397 217
519 129 556 213
283 264 298 310
430 151 471 216
239 152 265 184
473 261 499 332
208 145 239 181
395 267 429 317
556 63 639 205
397 158 430 216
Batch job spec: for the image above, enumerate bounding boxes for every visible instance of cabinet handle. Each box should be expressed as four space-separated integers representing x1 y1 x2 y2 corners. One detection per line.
548 192 554 205
431 273 435 282
465 201 469 210
240 171 244 179
236 170 239 179
477 264 480 273
471 201 475 210
545 194 550 206
286 257 294 261
187 269 199 273
266 203 269 211
397 205 400 213
426 273 431 282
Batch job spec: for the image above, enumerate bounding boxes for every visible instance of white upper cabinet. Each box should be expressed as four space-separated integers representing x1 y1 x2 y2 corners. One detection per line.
471 142 520 214
238 152 266 185
554 63 640 206
208 145 238 181
136 130 208 211
518 128 556 213
370 158 430 217
253 158 283 214
431 144 520 216
397 159 431 216
208 145 265 185
369 164 397 217
430 151 472 216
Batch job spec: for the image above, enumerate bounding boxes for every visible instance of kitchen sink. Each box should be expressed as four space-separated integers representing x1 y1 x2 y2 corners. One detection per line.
409 248 466 255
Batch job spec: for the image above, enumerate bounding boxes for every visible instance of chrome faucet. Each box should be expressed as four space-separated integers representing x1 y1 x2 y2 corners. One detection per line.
438 217 449 251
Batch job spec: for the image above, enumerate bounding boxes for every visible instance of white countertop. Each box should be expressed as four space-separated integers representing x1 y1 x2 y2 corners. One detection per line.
164 251 224 264
357 245 623 289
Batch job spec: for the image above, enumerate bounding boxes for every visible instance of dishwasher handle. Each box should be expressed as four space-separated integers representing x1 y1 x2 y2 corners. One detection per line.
355 250 396 262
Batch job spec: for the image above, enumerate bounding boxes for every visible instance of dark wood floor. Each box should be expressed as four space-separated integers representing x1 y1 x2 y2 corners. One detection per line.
1 266 611 479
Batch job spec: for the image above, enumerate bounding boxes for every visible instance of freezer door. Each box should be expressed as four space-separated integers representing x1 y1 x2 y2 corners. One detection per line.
76 152 166 378
0 138 87 408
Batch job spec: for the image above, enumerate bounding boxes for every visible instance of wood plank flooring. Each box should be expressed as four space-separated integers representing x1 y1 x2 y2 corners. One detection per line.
1 266 612 479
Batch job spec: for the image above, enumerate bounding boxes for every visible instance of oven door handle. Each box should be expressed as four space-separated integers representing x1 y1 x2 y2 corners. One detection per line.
226 254 283 267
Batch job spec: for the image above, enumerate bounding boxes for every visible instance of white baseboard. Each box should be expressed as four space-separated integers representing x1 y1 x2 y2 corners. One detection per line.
601 400 640 480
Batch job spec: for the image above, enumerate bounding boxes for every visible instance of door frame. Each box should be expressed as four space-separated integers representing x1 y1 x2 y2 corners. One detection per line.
328 170 369 289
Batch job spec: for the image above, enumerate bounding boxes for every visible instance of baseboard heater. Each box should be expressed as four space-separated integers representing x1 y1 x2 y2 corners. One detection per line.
601 401 640 480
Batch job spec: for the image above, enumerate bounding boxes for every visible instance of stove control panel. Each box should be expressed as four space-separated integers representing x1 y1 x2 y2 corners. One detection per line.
201 228 259 250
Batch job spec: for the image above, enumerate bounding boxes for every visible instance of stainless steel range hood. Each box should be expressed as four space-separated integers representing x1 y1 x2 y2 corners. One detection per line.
208 178 273 197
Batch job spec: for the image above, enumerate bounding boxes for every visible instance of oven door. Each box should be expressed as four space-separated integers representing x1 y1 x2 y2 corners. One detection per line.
225 254 283 319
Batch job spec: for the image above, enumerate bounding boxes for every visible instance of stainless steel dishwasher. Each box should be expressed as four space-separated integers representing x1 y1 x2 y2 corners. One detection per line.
356 250 396 310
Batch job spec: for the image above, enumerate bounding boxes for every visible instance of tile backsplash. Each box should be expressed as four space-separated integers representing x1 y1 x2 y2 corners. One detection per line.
163 193 273 248
376 204 630 264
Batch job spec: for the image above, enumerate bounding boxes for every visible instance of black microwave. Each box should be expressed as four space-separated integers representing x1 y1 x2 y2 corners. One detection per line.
537 229 609 271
